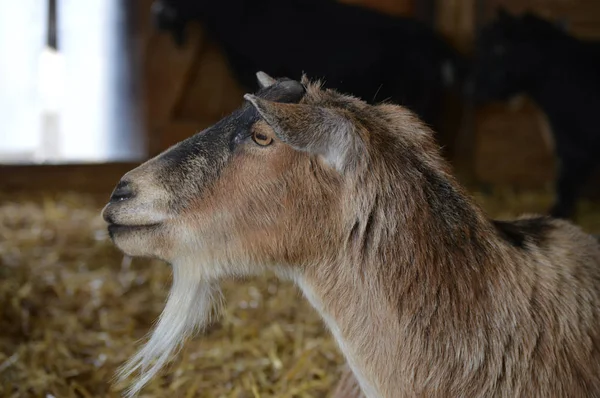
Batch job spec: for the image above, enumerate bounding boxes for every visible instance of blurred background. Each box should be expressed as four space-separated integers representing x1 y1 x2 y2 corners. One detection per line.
1 0 600 193
1 0 599 397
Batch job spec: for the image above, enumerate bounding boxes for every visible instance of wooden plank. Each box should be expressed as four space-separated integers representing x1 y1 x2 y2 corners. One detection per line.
174 41 245 122
144 22 206 156
144 24 206 126
435 0 476 52
135 0 156 61
0 163 141 194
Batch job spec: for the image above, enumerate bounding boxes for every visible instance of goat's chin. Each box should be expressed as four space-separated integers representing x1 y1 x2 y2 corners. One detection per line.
111 233 169 260
116 265 223 398
107 222 178 261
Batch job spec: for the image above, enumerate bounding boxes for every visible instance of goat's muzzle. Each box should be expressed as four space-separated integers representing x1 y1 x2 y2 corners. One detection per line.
101 170 173 259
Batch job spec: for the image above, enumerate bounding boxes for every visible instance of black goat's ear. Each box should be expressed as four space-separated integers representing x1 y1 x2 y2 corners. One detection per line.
244 94 362 173
256 71 277 89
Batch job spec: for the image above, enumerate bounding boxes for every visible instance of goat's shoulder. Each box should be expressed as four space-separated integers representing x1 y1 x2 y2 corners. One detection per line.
494 214 600 277
493 214 597 248
492 215 555 250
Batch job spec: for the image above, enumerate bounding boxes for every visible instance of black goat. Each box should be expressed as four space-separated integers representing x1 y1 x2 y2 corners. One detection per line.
474 8 600 219
150 0 468 134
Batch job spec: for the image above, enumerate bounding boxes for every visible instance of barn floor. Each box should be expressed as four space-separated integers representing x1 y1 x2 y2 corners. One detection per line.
1 188 600 398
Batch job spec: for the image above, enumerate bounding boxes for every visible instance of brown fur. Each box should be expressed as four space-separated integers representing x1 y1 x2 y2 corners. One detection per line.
332 366 365 398
102 73 600 398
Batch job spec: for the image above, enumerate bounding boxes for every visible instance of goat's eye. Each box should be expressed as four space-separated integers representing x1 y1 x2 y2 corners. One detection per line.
252 131 273 146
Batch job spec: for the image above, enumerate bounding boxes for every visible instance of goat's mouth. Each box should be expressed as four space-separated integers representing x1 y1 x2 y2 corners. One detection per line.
107 223 161 238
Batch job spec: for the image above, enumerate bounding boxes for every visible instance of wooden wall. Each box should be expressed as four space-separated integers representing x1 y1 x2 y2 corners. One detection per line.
436 0 476 53
134 0 241 155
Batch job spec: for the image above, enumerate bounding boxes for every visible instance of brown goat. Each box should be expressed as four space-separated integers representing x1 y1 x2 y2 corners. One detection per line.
102 72 600 397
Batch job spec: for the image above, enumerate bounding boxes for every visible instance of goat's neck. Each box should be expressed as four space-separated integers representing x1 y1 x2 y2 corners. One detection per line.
296 174 499 397
295 270 394 398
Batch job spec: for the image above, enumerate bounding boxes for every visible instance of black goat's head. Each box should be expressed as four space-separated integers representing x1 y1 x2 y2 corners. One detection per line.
473 7 568 103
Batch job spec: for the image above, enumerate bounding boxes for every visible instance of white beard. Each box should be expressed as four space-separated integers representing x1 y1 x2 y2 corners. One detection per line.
117 264 222 397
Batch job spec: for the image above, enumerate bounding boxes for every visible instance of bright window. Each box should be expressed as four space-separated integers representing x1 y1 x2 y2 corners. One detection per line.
0 0 145 164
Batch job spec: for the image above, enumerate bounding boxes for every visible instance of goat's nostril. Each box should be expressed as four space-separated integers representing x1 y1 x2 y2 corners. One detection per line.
110 180 135 202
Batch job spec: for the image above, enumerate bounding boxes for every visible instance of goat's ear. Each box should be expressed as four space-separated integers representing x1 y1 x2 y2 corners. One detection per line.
244 94 361 173
256 71 277 89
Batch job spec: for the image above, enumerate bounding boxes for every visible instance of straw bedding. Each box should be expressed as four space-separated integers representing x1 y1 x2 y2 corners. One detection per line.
1 189 599 397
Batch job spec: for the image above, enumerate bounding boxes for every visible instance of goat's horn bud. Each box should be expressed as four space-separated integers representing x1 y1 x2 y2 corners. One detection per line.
256 71 277 89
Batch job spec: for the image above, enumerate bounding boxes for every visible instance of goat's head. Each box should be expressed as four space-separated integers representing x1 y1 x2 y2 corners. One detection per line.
473 8 567 103
102 73 364 276
102 72 440 396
